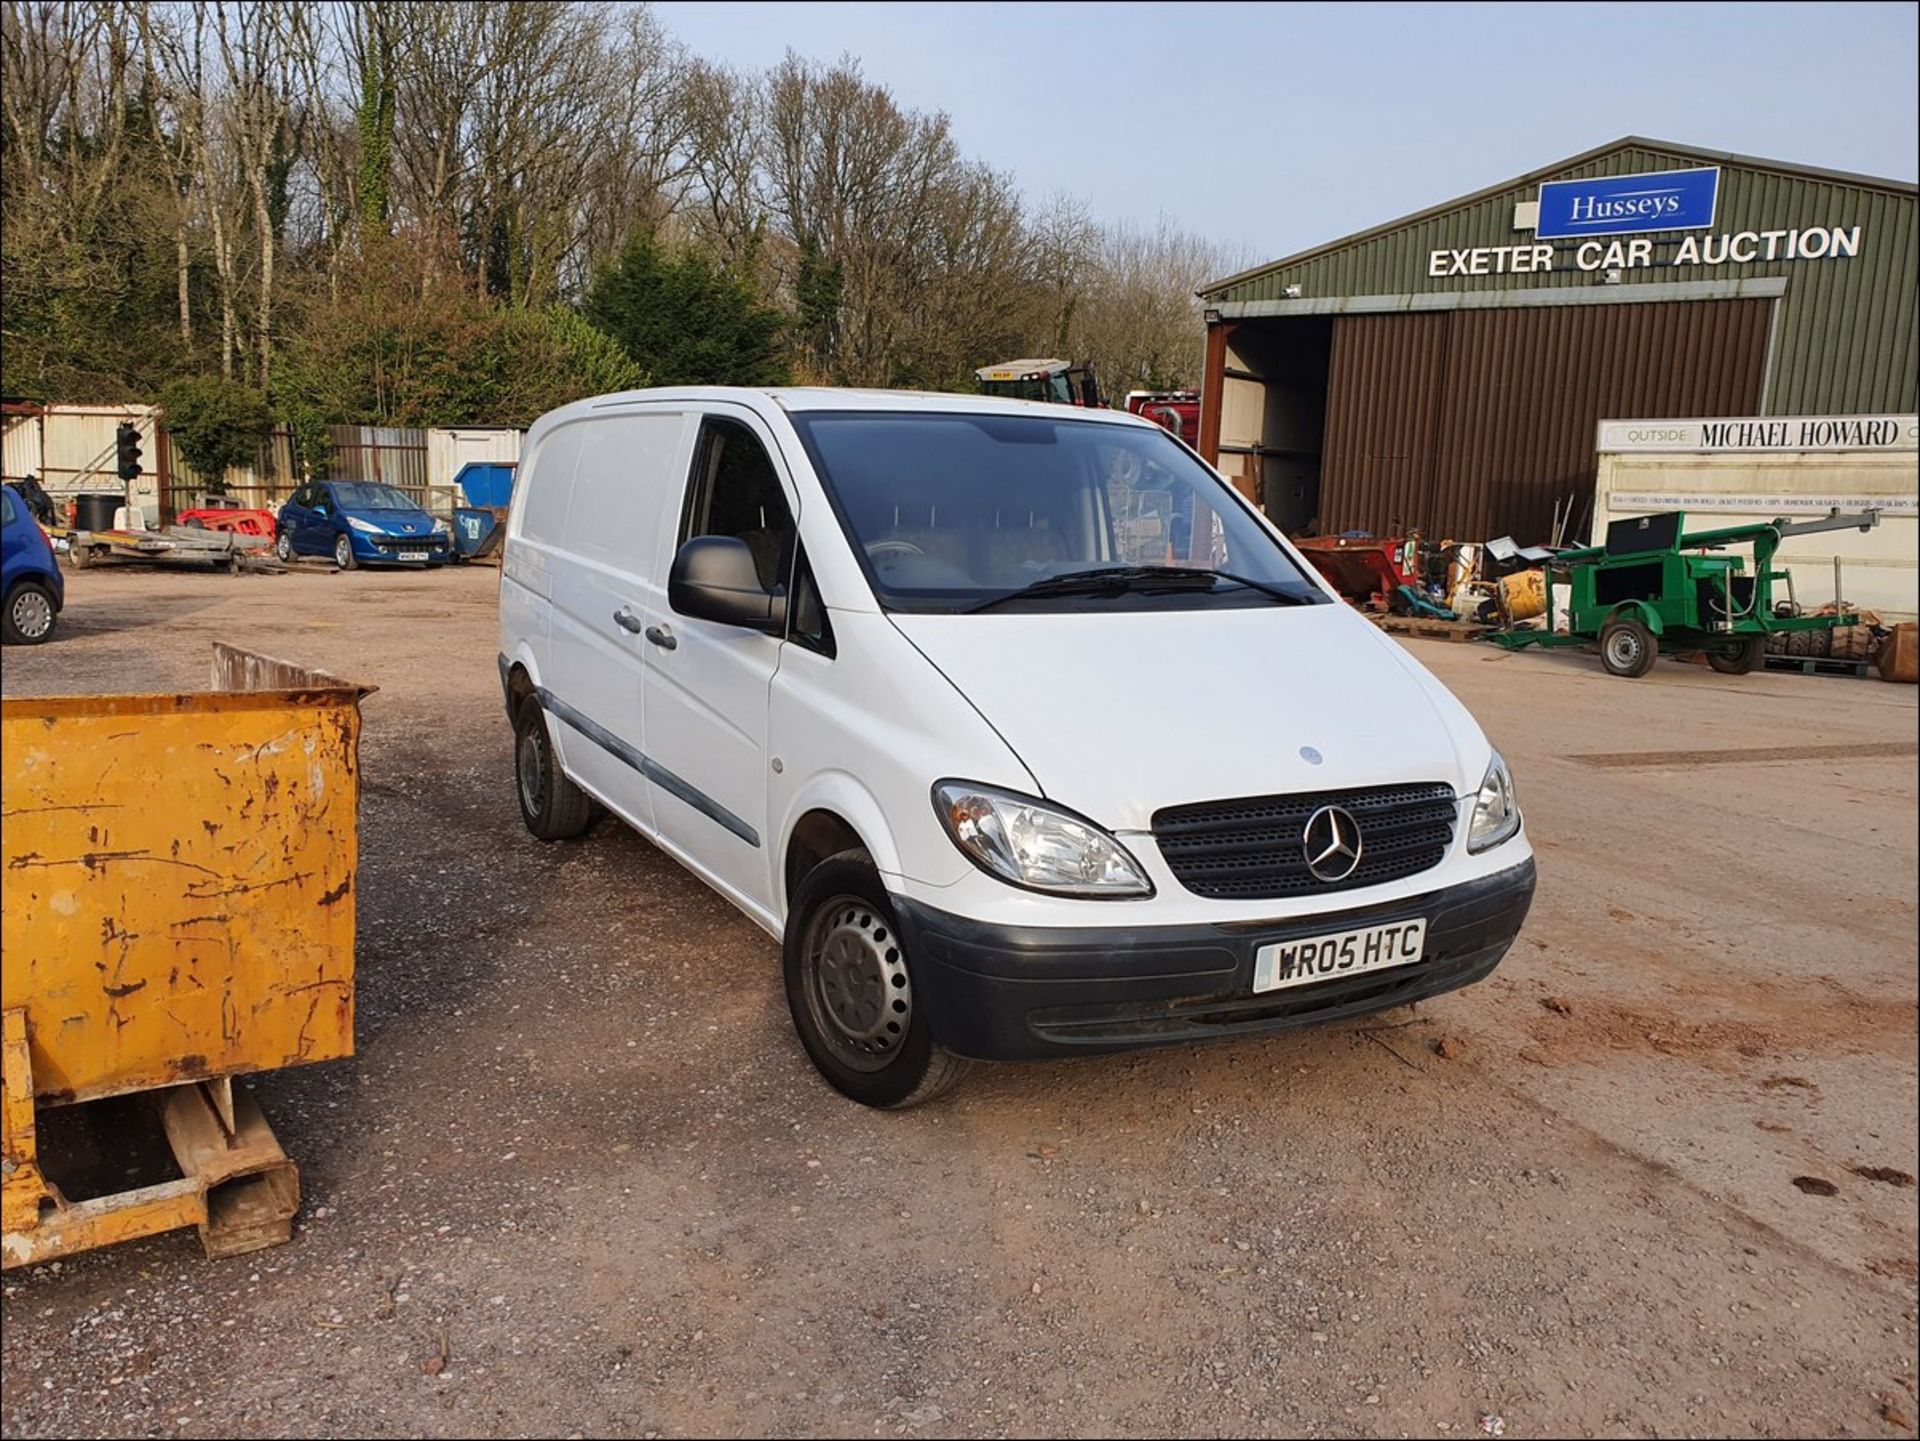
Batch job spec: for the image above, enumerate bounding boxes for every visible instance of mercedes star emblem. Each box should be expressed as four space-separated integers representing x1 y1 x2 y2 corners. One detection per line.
1302 805 1363 882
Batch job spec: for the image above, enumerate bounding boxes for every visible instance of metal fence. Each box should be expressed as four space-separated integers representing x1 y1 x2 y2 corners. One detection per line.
5 409 499 522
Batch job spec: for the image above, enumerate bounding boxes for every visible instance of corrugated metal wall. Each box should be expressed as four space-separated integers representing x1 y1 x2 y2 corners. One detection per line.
168 427 298 509
324 425 429 487
1317 313 1449 534
1204 143 1917 416
1 415 43 482
1320 298 1771 541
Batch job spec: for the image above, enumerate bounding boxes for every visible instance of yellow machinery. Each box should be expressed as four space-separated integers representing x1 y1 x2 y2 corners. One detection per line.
2 645 370 1266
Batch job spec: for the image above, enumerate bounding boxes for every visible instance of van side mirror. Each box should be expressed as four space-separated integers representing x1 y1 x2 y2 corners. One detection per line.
668 535 786 632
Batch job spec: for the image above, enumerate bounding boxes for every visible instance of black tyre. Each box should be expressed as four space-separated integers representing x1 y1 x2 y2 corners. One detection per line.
2 580 58 645
332 532 356 570
274 530 293 562
185 516 206 529
513 697 595 841
1598 616 1657 678
784 851 970 1109
1706 636 1765 675
1787 628 1812 658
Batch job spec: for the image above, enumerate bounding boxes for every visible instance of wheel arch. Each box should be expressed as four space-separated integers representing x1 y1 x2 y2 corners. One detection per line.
501 648 581 776
1607 600 1664 636
503 654 538 717
778 775 905 922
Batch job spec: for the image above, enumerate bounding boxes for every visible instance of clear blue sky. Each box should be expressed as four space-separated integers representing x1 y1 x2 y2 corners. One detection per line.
651 0 1919 269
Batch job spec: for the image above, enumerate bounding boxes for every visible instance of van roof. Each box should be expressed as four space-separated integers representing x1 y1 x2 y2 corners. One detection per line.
569 385 1152 424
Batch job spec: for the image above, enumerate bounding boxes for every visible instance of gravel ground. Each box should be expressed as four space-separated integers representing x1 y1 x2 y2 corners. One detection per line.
2 562 1915 1439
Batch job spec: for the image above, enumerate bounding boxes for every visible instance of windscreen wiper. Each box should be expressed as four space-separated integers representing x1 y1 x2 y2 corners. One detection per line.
963 565 1324 614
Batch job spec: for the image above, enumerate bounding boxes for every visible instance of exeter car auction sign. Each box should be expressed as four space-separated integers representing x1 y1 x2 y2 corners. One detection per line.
1427 165 1868 278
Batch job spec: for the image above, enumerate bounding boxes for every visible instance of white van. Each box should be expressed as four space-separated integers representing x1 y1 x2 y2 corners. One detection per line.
498 388 1534 1107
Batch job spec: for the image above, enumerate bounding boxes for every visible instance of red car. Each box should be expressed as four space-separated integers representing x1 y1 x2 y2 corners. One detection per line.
176 506 277 537
1124 390 1201 446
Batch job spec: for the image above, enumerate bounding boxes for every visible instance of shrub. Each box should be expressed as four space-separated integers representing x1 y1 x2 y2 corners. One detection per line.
158 376 277 489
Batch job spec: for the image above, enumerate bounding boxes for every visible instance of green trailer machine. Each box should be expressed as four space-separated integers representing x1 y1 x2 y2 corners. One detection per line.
1490 508 1881 678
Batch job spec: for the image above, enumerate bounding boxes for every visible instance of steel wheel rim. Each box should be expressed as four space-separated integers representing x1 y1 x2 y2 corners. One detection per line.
334 534 352 568
1605 629 1640 668
518 724 547 816
11 589 52 639
276 532 291 560
803 898 911 1072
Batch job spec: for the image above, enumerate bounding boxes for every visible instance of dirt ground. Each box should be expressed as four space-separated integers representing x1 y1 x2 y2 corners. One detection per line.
2 561 1915 1440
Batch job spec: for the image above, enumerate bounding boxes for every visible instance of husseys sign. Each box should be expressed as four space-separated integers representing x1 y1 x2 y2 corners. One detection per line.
1427 165 1868 279
1536 166 1720 239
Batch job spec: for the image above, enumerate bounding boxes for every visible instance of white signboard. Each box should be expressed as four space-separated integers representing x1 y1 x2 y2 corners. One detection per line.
1597 414 1918 455
1607 490 1918 518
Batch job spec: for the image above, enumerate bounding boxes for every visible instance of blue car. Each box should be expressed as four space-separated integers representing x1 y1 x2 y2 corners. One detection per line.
2 482 64 644
275 481 451 570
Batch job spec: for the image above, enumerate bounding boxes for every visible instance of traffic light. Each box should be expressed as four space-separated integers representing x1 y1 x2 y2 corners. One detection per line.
115 421 142 481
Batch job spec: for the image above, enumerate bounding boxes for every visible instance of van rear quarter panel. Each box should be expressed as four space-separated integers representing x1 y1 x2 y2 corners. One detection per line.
500 416 584 762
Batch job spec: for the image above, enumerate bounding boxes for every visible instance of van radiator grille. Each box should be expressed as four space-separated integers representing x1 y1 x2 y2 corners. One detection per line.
1152 783 1458 900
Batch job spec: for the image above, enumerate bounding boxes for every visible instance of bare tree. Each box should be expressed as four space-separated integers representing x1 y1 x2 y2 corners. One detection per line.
389 0 486 282
1 0 140 378
1029 191 1099 358
679 61 766 275
6 1 1232 412
208 0 298 388
1076 216 1250 394
142 0 246 377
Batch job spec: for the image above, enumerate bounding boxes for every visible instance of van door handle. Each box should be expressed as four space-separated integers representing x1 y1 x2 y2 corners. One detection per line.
643 624 677 651
613 607 644 634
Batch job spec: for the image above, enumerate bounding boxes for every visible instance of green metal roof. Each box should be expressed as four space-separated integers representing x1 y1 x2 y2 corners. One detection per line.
1201 137 1919 417
1201 136 1917 299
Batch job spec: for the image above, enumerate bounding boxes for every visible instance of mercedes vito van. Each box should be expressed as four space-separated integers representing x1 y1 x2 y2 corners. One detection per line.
498 389 1535 1107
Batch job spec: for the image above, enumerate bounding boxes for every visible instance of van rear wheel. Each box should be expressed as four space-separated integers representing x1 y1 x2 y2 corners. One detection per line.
785 851 970 1108
514 697 595 841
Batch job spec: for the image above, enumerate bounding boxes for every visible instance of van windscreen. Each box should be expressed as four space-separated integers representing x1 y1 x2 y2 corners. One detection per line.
788 412 1320 615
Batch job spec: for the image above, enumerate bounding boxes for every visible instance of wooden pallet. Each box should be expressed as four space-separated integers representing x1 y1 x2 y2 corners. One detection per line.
1763 654 1873 678
1369 615 1495 643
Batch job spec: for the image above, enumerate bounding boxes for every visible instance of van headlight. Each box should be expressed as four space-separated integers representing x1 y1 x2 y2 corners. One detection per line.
932 781 1153 898
1466 750 1521 853
346 515 382 534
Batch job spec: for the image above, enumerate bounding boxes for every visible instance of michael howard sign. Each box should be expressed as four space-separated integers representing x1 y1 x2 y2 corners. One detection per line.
1535 167 1720 240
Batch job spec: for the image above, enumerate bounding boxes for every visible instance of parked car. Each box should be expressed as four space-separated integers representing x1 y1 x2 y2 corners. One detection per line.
497 389 1535 1107
2 482 65 644
275 481 451 569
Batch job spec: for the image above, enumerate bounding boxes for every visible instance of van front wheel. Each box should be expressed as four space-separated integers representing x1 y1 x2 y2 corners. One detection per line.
513 697 595 841
784 852 970 1109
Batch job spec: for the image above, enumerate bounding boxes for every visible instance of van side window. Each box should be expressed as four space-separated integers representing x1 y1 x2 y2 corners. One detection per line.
680 417 794 593
788 548 834 658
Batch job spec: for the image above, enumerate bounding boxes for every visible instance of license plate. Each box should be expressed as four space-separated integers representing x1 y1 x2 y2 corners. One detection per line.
398 549 428 560
1253 918 1428 993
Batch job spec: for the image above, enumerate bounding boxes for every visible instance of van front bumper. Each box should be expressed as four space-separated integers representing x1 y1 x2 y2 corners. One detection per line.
892 858 1536 1061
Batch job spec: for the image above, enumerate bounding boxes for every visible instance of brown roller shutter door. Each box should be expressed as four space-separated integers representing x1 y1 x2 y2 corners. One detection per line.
1320 298 1772 542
